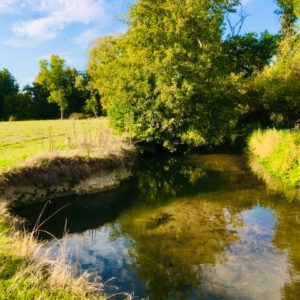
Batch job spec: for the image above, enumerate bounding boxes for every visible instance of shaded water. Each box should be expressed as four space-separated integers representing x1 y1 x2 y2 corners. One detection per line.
14 155 300 299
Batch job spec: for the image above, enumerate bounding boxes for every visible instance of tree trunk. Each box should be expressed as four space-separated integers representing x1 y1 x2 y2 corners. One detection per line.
60 107 64 120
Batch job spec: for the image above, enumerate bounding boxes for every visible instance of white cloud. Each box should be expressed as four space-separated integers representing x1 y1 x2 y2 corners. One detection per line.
0 0 18 13
6 0 106 46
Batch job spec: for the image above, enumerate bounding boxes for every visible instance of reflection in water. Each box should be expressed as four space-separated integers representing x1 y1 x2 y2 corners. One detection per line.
201 206 290 300
13 155 300 299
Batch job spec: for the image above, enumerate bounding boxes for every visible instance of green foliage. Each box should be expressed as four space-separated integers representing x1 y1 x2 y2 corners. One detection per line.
249 129 300 189
276 0 298 37
84 95 101 117
0 69 18 97
2 94 32 121
251 36 300 127
36 55 70 119
243 0 300 129
76 73 101 117
224 31 278 76
23 83 59 119
89 0 243 151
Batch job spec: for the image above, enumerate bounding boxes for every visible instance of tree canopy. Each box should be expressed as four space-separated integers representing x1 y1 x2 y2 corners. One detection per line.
89 0 245 151
36 55 71 119
88 0 282 150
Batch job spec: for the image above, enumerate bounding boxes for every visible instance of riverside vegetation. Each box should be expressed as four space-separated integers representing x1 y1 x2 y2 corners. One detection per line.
248 129 300 199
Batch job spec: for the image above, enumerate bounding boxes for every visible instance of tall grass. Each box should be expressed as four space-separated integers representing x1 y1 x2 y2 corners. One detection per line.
248 129 300 198
0 203 105 299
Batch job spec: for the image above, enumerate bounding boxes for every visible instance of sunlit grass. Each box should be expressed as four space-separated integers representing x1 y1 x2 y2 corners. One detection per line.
0 203 105 299
248 129 300 191
0 118 132 172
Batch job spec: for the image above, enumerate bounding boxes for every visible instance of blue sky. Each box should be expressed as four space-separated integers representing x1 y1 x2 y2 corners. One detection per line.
0 0 281 88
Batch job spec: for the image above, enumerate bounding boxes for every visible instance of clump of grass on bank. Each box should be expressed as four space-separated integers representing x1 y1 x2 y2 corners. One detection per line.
248 129 300 198
0 203 105 299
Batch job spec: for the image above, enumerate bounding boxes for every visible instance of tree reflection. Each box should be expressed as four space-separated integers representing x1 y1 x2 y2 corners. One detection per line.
114 198 241 299
111 155 257 299
134 154 258 208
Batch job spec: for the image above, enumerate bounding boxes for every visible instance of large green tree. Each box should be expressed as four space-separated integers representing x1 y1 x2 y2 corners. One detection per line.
36 55 72 119
36 55 94 119
89 0 242 151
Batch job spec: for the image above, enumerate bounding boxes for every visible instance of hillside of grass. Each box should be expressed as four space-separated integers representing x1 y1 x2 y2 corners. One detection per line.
248 129 300 197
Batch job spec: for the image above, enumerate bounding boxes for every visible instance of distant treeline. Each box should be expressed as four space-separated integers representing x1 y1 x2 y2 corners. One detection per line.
1 0 299 151
0 58 101 121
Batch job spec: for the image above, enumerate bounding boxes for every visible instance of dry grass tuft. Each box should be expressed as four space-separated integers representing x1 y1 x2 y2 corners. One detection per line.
0 202 106 299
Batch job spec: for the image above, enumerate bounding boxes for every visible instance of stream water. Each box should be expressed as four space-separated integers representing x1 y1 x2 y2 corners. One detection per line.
14 154 300 300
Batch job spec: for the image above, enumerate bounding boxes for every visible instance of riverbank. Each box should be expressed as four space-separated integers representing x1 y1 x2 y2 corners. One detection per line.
248 129 300 200
0 118 135 207
0 203 106 299
0 118 136 299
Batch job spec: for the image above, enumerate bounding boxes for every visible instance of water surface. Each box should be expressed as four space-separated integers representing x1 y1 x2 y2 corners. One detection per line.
15 154 300 299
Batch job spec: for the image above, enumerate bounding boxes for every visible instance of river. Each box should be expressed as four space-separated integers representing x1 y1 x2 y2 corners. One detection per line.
13 154 300 300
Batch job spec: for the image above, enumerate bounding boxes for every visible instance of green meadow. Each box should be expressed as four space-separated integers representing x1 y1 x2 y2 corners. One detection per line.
0 118 128 172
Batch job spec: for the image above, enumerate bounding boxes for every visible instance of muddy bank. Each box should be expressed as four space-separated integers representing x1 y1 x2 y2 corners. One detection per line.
0 151 136 207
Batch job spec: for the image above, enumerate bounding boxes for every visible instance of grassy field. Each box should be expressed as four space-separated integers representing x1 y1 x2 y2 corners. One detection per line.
0 118 130 172
248 129 300 196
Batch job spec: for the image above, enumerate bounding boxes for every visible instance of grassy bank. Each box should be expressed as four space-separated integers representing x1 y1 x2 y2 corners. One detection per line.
248 129 300 199
0 118 135 299
0 204 105 299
